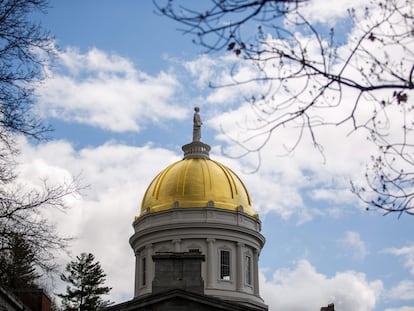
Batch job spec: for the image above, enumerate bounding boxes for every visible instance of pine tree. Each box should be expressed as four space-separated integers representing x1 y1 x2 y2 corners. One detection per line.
0 233 40 288
58 253 112 311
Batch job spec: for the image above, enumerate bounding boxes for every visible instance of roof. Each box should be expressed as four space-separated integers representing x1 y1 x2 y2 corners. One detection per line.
104 288 267 311
0 286 30 311
139 141 257 218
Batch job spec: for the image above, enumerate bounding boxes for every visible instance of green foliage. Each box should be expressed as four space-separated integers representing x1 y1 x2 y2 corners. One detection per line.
0 233 40 288
58 253 112 311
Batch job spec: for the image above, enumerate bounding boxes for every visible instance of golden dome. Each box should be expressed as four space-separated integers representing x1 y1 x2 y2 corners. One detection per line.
140 141 257 218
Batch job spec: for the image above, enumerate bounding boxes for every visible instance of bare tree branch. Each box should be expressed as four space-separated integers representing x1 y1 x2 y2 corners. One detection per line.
0 0 80 285
156 0 414 216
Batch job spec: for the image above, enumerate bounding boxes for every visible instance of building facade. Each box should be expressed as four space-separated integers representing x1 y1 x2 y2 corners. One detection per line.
107 108 267 311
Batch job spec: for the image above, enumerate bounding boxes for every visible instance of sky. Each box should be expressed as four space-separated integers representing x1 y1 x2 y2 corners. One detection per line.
18 1 414 310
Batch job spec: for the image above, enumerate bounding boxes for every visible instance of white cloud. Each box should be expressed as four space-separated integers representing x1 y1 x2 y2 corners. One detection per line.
311 188 355 205
204 102 371 221
7 134 402 310
183 54 220 89
387 280 414 300
15 135 325 302
183 53 271 107
59 47 136 75
260 260 383 311
384 244 414 275
37 47 187 132
15 137 181 302
338 231 369 261
385 308 414 311
178 0 414 222
8 1 411 309
209 147 312 222
11 132 409 310
293 0 370 24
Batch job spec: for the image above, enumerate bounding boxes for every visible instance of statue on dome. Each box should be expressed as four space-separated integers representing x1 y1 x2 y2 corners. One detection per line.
193 106 202 142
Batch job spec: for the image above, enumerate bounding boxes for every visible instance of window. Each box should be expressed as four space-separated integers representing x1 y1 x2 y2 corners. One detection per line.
220 250 231 280
141 257 146 286
245 255 252 285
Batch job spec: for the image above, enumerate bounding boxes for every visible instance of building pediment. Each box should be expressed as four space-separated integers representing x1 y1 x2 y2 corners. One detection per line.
105 288 266 311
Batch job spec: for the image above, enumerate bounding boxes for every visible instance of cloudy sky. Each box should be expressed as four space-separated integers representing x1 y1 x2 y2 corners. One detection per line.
21 1 414 310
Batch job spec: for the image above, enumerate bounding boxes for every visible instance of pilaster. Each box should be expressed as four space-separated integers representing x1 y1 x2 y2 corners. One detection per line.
236 242 244 291
253 248 260 296
146 244 153 289
206 238 216 288
134 250 140 297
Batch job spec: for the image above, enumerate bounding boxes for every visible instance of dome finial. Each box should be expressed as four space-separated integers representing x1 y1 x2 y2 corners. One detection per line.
182 107 211 159
193 106 202 142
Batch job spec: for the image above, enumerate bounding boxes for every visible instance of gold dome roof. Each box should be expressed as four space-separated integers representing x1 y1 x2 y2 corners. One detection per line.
140 142 257 218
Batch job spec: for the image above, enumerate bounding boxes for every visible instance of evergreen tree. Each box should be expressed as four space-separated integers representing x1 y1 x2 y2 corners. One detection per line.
0 233 40 288
58 253 112 311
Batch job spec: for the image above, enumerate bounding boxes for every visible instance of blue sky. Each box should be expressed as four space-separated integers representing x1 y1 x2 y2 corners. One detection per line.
21 1 414 310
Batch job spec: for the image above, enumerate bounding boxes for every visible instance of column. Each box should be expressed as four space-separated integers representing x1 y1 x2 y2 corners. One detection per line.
236 242 244 291
253 248 260 296
146 244 153 291
172 239 181 252
206 238 215 288
134 250 140 297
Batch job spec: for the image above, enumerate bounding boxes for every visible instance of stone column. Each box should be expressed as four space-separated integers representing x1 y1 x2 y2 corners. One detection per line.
134 250 140 297
206 238 216 288
172 239 181 252
253 248 260 296
146 244 153 291
236 242 244 291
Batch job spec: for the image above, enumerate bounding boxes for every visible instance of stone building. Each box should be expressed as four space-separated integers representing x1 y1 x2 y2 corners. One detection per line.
106 109 267 311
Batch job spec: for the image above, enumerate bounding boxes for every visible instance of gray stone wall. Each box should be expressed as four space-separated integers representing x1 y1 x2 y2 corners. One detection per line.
130 208 266 309
152 252 205 294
